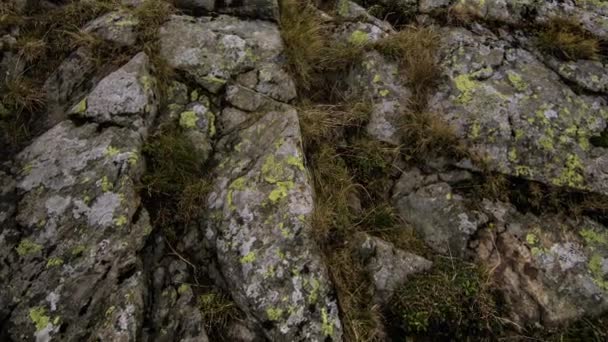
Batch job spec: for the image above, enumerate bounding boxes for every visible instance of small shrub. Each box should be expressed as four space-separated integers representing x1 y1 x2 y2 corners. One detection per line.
390 257 500 338
538 17 599 61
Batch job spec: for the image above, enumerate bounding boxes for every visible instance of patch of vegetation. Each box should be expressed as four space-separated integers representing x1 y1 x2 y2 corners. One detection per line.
400 111 463 158
374 26 441 112
538 17 600 61
389 257 501 338
197 289 242 338
542 314 608 341
279 0 327 90
141 124 210 229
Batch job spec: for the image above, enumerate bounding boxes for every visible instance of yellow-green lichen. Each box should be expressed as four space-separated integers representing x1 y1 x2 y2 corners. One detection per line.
71 245 86 256
507 72 527 92
114 215 128 227
321 307 334 336
589 254 608 290
349 30 369 45
266 307 284 321
526 233 539 245
538 136 554 151
469 122 481 139
105 306 116 317
508 148 518 162
268 181 294 203
74 98 87 113
379 89 390 97
29 307 50 331
190 89 199 102
179 111 198 129
262 155 288 184
580 228 608 245
372 74 382 83
46 257 64 268
240 251 256 264
16 239 42 256
105 146 120 158
308 278 321 303
454 74 479 104
128 151 139 166
101 176 113 192
286 155 305 171
552 153 585 188
178 284 190 294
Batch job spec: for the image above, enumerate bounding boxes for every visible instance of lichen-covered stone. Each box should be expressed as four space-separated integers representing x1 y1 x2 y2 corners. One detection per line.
159 15 284 94
346 50 410 145
475 199 608 327
69 52 158 133
393 175 488 256
207 104 342 340
432 27 608 195
83 11 140 47
357 234 432 303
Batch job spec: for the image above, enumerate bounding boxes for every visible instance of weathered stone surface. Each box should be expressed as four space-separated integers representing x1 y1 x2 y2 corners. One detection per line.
69 53 158 133
43 47 98 130
206 103 342 340
358 234 432 302
393 175 488 256
216 0 279 21
159 15 285 94
431 27 608 195
475 199 608 328
83 11 140 46
346 50 410 145
1 121 151 341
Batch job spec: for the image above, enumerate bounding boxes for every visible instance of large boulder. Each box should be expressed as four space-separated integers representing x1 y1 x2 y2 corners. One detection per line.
159 15 290 95
475 199 608 328
431 27 608 195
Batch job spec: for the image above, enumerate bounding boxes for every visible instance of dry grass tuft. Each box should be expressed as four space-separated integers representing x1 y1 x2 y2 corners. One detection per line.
538 17 600 61
400 111 463 158
375 26 442 112
279 0 327 90
327 244 387 342
2 77 46 113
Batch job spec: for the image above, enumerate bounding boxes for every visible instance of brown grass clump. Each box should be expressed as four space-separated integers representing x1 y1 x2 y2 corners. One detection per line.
327 245 386 341
279 0 327 90
400 111 463 158
374 26 441 112
197 289 242 334
538 17 600 61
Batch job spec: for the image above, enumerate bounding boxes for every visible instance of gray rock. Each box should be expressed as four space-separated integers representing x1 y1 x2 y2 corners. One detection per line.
43 47 97 130
69 52 158 133
207 104 342 340
159 15 284 94
358 234 432 302
346 50 410 145
393 180 488 256
432 27 608 196
475 199 608 327
216 0 279 21
83 11 140 47
2 121 151 341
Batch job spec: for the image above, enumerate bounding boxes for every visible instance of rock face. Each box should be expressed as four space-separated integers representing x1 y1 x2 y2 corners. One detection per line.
475 199 608 327
432 27 608 196
358 234 432 302
4 0 608 339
